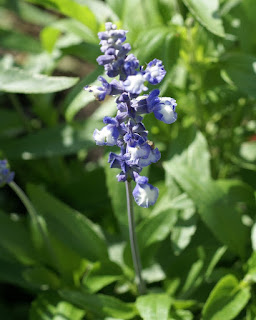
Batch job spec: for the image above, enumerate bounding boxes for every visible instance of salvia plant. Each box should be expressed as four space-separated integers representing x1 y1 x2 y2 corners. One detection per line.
85 22 177 209
85 22 177 293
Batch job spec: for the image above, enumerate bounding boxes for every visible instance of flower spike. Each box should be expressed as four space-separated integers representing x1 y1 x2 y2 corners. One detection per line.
85 22 177 207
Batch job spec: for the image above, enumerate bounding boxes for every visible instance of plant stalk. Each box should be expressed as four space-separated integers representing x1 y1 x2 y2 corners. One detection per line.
125 180 146 295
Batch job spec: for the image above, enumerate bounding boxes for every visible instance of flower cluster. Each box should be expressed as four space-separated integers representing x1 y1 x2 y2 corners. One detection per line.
0 160 15 186
85 22 177 208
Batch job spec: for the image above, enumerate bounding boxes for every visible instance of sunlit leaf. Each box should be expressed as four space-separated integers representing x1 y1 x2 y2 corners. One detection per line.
0 65 78 93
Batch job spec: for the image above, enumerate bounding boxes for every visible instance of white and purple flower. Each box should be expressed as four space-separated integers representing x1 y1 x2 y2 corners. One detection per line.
86 22 177 207
132 175 159 208
153 97 177 124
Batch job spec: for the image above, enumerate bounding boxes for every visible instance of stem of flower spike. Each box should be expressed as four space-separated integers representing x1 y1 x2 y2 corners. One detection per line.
9 181 59 269
125 180 146 295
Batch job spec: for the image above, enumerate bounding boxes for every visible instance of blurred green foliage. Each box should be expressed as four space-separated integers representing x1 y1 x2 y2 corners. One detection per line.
0 0 256 319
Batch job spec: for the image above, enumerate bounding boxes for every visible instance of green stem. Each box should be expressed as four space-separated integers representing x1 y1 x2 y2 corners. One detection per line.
9 181 58 268
125 180 146 295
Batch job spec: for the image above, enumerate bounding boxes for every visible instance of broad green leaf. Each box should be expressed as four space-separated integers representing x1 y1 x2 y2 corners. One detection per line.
142 263 166 283
106 0 124 18
221 53 256 98
40 26 61 53
170 309 193 320
84 261 122 293
29 292 85 320
122 0 163 39
1 121 96 159
164 163 251 257
0 212 36 265
59 289 137 319
0 65 78 93
137 209 177 250
167 126 211 183
136 294 172 320
9 1 57 26
23 266 60 289
79 0 118 23
237 0 256 53
134 27 170 63
202 274 251 320
50 18 98 44
0 109 24 136
171 207 197 254
26 0 98 32
0 28 42 53
0 256 29 287
104 161 128 236
182 0 225 37
164 128 252 257
27 184 108 262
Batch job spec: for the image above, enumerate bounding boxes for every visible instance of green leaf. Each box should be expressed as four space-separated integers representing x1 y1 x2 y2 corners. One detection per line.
59 289 137 319
171 207 197 254
202 274 251 320
0 28 42 53
26 0 98 32
104 157 128 236
0 109 24 136
30 292 85 320
106 0 125 18
40 26 61 52
122 0 163 40
137 209 177 250
23 266 61 289
170 309 193 320
221 53 256 98
1 121 96 159
164 129 252 257
0 212 36 265
134 27 170 63
50 18 98 44
136 294 172 320
27 184 109 262
0 65 78 93
165 167 251 257
0 256 29 287
84 261 122 293
78 0 118 23
167 126 211 183
182 0 225 37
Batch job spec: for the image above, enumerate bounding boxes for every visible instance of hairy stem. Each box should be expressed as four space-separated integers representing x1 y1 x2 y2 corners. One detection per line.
125 180 146 295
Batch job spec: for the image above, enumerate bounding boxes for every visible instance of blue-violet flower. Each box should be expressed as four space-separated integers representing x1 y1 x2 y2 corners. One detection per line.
85 22 177 208
0 159 15 186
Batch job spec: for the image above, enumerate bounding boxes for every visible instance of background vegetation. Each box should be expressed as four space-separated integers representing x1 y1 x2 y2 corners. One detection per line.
0 0 256 319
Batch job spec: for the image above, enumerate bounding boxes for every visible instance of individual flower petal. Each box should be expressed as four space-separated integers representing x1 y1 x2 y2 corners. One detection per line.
123 54 139 76
123 73 148 94
132 179 159 208
93 125 119 146
126 142 151 165
153 97 177 124
144 59 166 85
139 147 161 167
96 54 115 65
84 85 107 101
